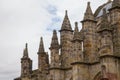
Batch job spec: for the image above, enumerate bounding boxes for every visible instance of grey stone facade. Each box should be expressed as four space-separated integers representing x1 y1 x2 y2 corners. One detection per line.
14 0 120 80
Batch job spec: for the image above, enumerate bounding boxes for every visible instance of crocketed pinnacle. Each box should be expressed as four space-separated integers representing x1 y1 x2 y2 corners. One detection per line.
50 30 59 49
74 22 79 32
112 0 120 8
60 10 72 32
83 2 94 21
38 37 45 53
98 8 112 32
23 43 29 58
73 22 79 41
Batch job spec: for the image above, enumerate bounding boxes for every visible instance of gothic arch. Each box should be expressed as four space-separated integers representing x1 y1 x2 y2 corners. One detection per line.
93 72 102 80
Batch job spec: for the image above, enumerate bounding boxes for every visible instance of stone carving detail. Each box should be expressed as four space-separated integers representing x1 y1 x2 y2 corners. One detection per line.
14 0 120 80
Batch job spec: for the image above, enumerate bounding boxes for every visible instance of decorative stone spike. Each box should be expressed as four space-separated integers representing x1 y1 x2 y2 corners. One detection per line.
73 22 80 41
60 10 73 32
74 22 79 32
83 2 94 21
50 30 59 49
23 43 29 58
38 37 45 53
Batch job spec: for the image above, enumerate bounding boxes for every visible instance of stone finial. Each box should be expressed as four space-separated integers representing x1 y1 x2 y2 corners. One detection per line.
25 43 28 48
38 37 45 53
60 10 73 32
83 2 94 21
50 30 59 49
73 22 80 41
23 43 29 58
65 10 68 17
74 22 79 32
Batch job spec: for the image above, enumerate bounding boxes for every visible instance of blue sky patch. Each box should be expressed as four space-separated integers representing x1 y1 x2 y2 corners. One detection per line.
46 17 61 31
46 5 57 15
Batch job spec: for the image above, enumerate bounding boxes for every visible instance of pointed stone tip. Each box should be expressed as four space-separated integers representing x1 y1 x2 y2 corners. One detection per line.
65 10 68 15
74 22 79 32
60 9 73 32
87 2 90 6
53 29 56 32
53 30 57 34
40 37 43 41
23 43 29 58
38 36 45 53
75 22 78 27
83 1 94 21
75 22 78 30
25 43 28 48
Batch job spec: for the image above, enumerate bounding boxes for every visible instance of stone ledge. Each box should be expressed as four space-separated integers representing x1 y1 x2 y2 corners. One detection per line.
99 54 120 58
49 67 72 70
81 19 97 23
109 6 120 11
71 61 100 65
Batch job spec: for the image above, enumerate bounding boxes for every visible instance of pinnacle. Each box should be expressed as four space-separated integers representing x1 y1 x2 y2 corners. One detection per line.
83 2 94 21
50 30 59 49
25 43 28 48
60 10 72 32
53 29 57 34
23 43 29 58
86 2 92 14
74 22 79 32
73 22 80 41
65 10 68 17
38 37 45 53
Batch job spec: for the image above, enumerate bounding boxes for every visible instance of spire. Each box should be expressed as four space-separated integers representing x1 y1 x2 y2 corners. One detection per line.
50 30 59 49
38 37 45 53
73 22 80 41
23 43 29 58
74 22 79 32
112 0 120 8
83 2 94 21
60 10 73 32
98 8 112 32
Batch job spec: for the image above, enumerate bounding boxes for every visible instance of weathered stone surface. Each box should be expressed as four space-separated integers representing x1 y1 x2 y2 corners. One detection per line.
14 0 120 80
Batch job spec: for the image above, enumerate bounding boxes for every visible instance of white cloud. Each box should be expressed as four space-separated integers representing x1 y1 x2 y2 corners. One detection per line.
0 0 108 80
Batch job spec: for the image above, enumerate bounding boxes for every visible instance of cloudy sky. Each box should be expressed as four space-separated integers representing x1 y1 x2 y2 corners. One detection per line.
0 0 109 80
